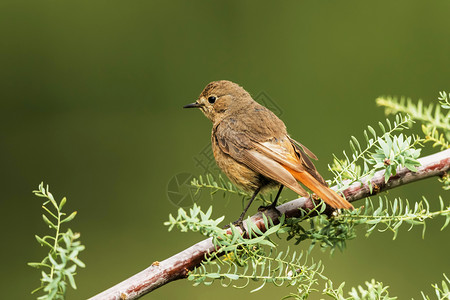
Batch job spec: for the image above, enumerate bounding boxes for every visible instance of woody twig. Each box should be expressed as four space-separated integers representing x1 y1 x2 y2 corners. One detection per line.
89 149 450 300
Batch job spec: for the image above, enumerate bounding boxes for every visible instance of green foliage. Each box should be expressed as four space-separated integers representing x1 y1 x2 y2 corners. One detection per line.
191 174 249 200
370 134 421 182
376 92 450 192
165 196 450 298
376 93 450 151
329 114 421 190
189 247 325 296
165 204 327 297
439 172 450 191
376 95 450 133
286 196 449 253
420 274 450 300
438 91 450 109
28 183 85 300
351 196 449 240
285 202 357 254
191 173 280 206
323 279 397 300
421 124 450 150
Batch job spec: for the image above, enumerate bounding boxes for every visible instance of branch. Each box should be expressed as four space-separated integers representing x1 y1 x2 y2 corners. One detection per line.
89 149 450 300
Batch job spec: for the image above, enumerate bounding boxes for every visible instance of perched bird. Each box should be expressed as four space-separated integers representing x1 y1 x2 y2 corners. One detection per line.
184 80 353 223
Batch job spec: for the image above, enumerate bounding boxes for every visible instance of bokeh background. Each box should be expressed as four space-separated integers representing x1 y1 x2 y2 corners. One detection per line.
1 1 449 299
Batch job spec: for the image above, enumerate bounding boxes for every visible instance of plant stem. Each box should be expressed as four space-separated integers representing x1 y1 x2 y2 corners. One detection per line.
49 208 62 280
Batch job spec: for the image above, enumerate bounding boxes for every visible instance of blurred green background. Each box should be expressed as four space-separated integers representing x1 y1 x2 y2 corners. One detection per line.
1 1 449 299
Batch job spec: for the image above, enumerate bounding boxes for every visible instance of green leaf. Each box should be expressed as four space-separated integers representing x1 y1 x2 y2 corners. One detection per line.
224 273 239 280
35 235 53 249
384 170 391 183
59 197 67 210
27 262 51 269
368 125 377 138
42 214 57 229
442 215 450 231
47 192 59 210
187 274 196 281
72 257 86 268
405 164 418 172
66 271 77 289
61 211 77 223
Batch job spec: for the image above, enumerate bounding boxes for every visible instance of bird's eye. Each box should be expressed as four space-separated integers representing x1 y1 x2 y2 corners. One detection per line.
208 96 216 104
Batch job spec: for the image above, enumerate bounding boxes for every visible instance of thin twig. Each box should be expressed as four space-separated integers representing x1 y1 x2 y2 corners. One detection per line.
89 149 450 300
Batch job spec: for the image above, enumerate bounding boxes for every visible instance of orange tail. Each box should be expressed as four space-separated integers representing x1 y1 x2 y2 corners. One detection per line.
287 169 354 210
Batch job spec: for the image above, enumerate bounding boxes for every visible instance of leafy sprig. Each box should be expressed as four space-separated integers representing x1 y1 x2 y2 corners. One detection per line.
376 92 450 190
286 196 450 254
376 96 449 132
165 196 450 296
439 173 450 191
191 173 278 206
421 124 450 150
420 274 450 300
370 134 421 182
323 279 397 300
28 183 85 300
191 174 249 199
165 204 326 296
438 91 450 109
189 248 325 296
329 114 420 190
376 93 450 150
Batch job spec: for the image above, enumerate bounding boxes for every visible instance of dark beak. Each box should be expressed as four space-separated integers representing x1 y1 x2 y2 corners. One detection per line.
183 102 202 109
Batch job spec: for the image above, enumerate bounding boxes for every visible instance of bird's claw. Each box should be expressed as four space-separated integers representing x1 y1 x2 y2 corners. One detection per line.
257 204 281 218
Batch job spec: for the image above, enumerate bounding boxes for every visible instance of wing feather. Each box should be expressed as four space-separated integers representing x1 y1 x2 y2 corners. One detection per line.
241 150 309 197
213 117 353 209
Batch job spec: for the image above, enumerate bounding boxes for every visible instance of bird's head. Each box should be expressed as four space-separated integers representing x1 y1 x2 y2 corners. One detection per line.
183 80 252 123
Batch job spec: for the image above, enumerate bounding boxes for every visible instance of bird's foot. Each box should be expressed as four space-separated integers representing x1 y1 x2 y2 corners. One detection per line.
257 203 281 218
258 201 278 212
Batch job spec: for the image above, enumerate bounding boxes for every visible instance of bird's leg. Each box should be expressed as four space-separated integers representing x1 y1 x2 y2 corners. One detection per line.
237 187 261 222
271 185 284 208
229 187 261 229
258 185 284 211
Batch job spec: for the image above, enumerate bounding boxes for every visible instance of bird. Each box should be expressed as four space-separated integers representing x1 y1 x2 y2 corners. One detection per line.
183 80 353 223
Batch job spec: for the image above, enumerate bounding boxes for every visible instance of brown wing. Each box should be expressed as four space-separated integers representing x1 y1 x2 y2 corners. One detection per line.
213 119 308 197
214 116 353 209
253 137 352 209
287 137 328 186
289 137 318 160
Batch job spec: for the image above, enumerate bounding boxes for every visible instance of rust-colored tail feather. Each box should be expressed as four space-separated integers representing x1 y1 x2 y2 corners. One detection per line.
286 168 354 210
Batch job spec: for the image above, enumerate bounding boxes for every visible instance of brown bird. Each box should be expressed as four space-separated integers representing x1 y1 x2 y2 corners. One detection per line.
184 80 353 223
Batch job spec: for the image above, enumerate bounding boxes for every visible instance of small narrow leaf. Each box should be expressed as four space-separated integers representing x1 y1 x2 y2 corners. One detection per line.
42 215 57 229
61 211 77 223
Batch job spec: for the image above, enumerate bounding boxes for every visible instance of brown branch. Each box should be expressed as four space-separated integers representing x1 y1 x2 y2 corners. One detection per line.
89 149 450 300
